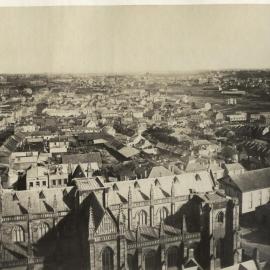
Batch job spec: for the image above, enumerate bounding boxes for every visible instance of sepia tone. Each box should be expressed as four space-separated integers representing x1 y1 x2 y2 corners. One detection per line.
0 4 270 270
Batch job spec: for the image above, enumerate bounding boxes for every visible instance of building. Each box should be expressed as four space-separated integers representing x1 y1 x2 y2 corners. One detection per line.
223 163 246 177
226 113 247 123
0 171 242 270
219 167 270 214
26 165 48 190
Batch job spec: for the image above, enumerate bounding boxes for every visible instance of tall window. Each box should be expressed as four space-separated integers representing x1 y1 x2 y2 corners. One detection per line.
145 250 157 270
158 207 169 223
167 246 179 269
37 223 49 239
217 211 224 223
102 247 114 270
249 192 253 209
137 210 147 225
12 226 25 242
259 190 262 205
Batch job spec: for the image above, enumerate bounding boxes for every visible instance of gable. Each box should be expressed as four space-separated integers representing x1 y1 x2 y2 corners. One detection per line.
95 211 117 235
72 164 86 178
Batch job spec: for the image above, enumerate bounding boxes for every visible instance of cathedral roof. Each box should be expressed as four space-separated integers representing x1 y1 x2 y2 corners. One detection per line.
2 187 74 216
105 171 214 205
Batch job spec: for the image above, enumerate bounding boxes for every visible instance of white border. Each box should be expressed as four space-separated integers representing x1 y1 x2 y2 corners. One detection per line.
1 0 270 7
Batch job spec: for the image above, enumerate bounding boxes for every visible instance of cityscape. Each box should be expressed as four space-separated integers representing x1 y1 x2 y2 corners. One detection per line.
1 4 270 270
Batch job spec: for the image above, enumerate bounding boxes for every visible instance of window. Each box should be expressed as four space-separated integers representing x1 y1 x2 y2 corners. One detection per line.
36 181 40 187
52 180 56 186
64 178 68 184
42 181 46 186
12 226 25 242
158 207 169 223
37 223 49 239
58 179 61 185
167 246 179 268
145 250 157 270
195 174 201 181
102 247 114 270
217 211 224 223
137 210 147 225
29 182 33 187
259 190 262 205
249 192 253 209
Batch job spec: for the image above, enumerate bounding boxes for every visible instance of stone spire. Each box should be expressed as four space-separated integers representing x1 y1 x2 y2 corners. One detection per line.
89 207 95 240
27 197 31 212
159 219 165 237
171 181 175 197
136 225 141 242
150 184 155 202
128 186 132 207
182 214 187 233
53 194 57 212
118 204 125 234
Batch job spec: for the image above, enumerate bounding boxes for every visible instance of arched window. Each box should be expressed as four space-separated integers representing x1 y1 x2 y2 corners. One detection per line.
157 207 169 223
167 246 179 269
145 250 157 270
217 211 224 223
37 223 50 239
12 226 25 242
128 254 137 270
137 210 147 225
102 247 114 270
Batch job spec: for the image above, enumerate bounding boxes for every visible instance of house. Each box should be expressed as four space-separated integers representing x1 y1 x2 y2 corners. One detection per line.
26 165 48 190
193 140 220 157
148 166 174 178
61 152 102 168
49 139 69 153
48 164 69 188
226 112 247 123
223 163 246 177
219 167 270 214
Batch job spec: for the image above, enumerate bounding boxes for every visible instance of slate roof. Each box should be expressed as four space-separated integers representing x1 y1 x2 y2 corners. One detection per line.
61 152 102 165
105 171 215 205
225 163 245 172
222 167 270 192
2 187 74 217
118 146 140 158
148 166 173 178
221 260 258 270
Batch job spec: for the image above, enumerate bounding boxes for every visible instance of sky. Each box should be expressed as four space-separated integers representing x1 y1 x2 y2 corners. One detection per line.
0 5 270 74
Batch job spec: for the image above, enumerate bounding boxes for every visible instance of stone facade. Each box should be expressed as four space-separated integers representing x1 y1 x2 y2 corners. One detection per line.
0 172 242 270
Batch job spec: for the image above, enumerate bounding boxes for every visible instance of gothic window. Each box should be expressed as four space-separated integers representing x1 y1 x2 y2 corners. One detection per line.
102 247 114 270
167 246 179 269
128 254 136 270
217 211 224 223
37 223 50 239
158 207 169 223
137 210 147 225
12 226 25 242
145 250 157 270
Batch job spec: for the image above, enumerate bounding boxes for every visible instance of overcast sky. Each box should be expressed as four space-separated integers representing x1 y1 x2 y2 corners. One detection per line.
0 5 270 74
